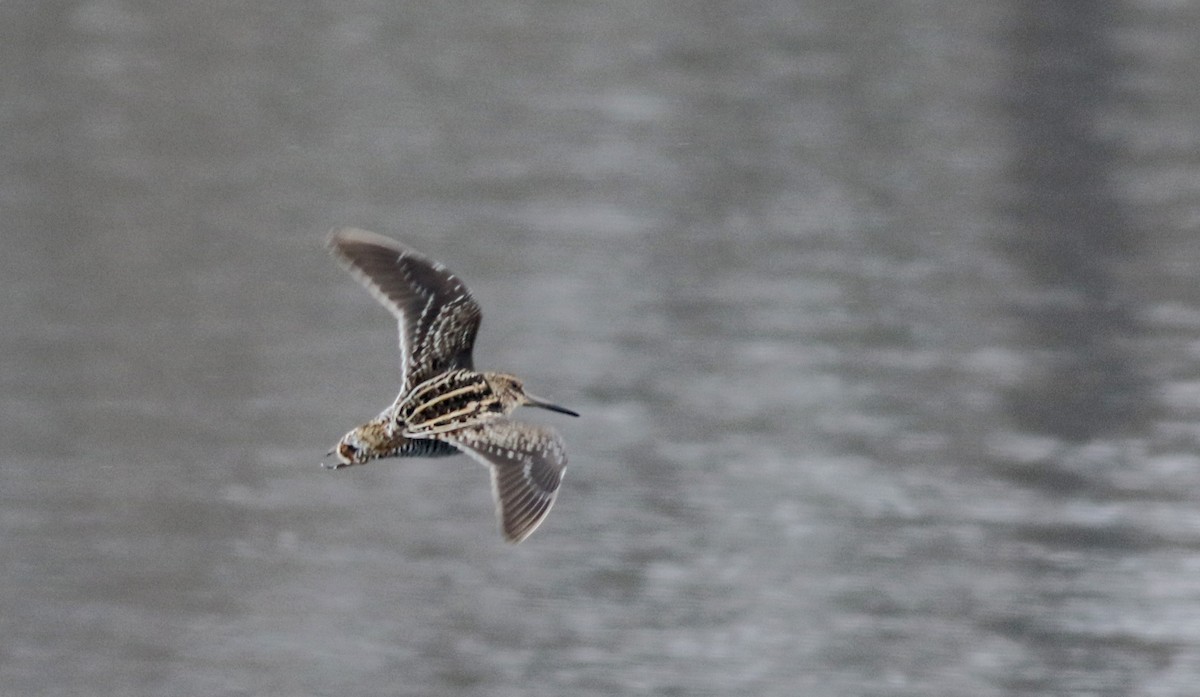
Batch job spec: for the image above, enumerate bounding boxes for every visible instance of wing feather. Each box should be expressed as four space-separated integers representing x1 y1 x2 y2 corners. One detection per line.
328 228 483 392
441 419 567 543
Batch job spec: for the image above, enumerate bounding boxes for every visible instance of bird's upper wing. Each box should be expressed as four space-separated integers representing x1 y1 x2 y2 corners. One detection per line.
328 228 483 393
440 419 567 543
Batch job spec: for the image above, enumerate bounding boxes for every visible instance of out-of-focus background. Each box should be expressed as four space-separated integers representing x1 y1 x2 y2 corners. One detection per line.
4 1 1200 695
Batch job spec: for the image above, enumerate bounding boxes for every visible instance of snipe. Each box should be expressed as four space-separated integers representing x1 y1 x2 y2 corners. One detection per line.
324 227 578 543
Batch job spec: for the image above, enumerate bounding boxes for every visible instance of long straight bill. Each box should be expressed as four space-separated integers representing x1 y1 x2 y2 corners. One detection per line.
526 394 580 417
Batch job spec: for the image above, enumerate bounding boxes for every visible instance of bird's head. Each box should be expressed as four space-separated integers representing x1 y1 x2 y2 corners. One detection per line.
484 373 580 417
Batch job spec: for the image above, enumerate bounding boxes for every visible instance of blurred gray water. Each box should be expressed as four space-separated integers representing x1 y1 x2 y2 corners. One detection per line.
4 1 1200 695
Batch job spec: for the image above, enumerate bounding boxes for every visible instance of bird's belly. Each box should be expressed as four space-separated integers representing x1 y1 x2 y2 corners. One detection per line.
395 437 459 458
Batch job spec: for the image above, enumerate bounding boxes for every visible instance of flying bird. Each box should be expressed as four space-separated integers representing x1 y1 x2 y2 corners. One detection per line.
325 228 578 543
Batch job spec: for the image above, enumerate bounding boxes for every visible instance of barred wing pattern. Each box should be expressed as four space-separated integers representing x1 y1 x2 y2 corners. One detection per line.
443 419 567 543
328 228 483 393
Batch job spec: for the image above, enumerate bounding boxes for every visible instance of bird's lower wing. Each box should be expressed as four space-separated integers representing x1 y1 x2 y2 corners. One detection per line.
441 419 567 543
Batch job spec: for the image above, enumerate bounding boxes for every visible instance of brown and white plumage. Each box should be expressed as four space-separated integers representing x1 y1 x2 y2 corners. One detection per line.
328 227 482 393
445 420 568 543
325 228 578 543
